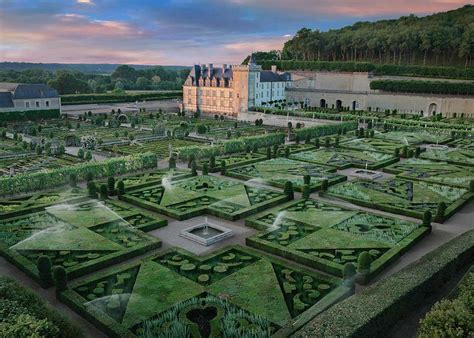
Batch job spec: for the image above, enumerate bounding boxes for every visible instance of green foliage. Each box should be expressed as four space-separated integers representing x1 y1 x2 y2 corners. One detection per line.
87 181 97 198
117 180 125 196
357 251 372 273
423 211 432 227
296 230 474 338
0 152 157 195
99 184 108 199
321 179 328 192
69 173 77 188
107 176 115 192
470 180 474 193
343 263 356 279
0 276 82 337
284 181 294 199
221 160 226 175
209 156 216 169
314 138 320 149
303 175 311 185
169 156 176 170
196 124 207 134
0 109 60 122
53 266 68 292
302 184 310 199
37 255 53 286
61 92 181 105
370 80 474 95
202 162 208 175
436 201 447 221
191 160 197 176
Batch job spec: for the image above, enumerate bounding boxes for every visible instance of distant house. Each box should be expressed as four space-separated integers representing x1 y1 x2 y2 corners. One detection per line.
0 83 61 113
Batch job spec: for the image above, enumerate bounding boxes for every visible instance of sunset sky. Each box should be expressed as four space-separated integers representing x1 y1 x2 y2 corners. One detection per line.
0 0 471 65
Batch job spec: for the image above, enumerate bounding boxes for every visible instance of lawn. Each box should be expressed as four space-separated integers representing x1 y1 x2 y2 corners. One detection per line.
120 175 289 220
225 158 346 192
290 147 398 170
339 137 417 154
374 131 452 145
326 178 472 221
61 246 343 337
246 198 429 279
384 158 474 188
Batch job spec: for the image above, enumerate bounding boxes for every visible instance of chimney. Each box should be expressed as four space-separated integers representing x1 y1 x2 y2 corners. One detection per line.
271 65 277 73
208 64 213 78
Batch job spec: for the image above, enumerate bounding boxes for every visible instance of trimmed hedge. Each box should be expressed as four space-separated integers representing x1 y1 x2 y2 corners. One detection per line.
0 109 60 122
295 230 474 337
0 276 83 338
0 152 157 195
177 133 285 160
260 60 474 80
294 121 357 140
61 92 181 105
370 80 474 96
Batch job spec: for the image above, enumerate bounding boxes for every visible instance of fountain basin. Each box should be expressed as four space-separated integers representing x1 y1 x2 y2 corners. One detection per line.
180 223 233 246
350 169 383 180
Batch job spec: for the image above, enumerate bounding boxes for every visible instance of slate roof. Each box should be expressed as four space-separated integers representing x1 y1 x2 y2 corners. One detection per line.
12 84 59 100
0 92 13 108
188 65 233 84
259 71 291 82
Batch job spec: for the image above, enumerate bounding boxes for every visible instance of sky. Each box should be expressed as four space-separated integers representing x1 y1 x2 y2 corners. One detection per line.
0 0 471 66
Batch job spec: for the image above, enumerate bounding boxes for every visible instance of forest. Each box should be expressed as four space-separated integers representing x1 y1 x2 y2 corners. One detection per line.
0 65 189 95
262 5 473 67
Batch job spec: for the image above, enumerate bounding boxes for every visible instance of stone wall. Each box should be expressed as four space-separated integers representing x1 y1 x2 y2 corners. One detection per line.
288 71 474 117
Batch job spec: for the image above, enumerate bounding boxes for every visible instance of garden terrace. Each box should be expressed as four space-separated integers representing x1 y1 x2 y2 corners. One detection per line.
111 168 193 191
60 245 344 337
447 137 474 149
197 152 267 173
0 154 84 177
420 147 474 167
0 199 163 284
246 199 429 280
101 138 208 158
290 148 398 170
339 137 418 154
120 175 289 221
374 131 452 145
326 178 473 221
0 188 86 218
384 159 474 188
256 143 316 156
0 138 31 156
225 158 346 192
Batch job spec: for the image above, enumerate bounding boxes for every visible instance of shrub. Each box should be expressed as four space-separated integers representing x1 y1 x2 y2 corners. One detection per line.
107 176 115 193
295 134 300 144
117 180 125 196
221 160 226 175
418 299 473 338
53 266 68 293
87 181 97 198
266 147 271 159
37 255 53 286
343 263 357 278
370 79 474 95
422 210 432 228
284 181 294 199
394 148 400 157
99 184 108 199
202 163 208 175
197 124 207 134
77 148 84 159
302 184 310 199
169 157 176 169
85 172 94 182
69 173 77 188
314 138 320 148
357 251 372 274
436 202 447 221
470 180 474 193
305 134 311 144
321 179 328 192
401 145 408 158
209 156 216 169
415 147 421 158
191 160 197 176
285 147 290 158
303 175 311 185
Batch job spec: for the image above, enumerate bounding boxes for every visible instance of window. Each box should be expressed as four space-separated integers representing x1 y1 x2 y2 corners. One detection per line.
220 91 224 97
36 101 40 107
188 98 191 104
212 91 216 97
229 92 233 98
188 89 191 95
25 101 30 108
45 100 50 107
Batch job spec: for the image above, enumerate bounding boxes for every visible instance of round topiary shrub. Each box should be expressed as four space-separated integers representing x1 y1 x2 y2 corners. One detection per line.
423 210 432 227
303 175 311 185
202 163 208 175
191 160 197 176
169 157 176 169
436 202 447 221
343 262 356 280
220 160 226 175
357 251 372 274
107 177 115 193
284 181 294 200
87 181 97 198
37 255 53 286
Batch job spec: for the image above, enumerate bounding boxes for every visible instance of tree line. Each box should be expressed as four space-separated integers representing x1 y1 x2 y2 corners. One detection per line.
0 65 190 95
370 80 474 96
259 5 473 67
